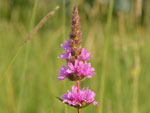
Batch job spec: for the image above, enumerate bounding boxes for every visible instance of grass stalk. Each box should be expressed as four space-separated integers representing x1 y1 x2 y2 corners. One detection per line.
0 45 24 85
5 69 17 113
24 6 59 43
132 46 140 113
17 0 38 112
98 1 114 112
98 36 108 113
106 0 114 31
114 46 124 113
62 1 69 113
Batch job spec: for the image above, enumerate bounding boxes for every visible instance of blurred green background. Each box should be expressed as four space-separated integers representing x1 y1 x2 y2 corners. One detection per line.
0 0 150 113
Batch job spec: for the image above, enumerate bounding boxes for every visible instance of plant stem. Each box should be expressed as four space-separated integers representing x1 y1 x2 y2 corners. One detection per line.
76 80 81 113
78 109 81 113
76 80 80 93
106 0 114 31
24 6 59 43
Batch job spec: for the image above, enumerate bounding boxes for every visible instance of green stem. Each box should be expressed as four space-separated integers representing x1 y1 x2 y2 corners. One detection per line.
106 0 114 31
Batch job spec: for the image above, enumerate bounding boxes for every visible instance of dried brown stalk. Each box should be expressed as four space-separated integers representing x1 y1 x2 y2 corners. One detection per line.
24 6 59 43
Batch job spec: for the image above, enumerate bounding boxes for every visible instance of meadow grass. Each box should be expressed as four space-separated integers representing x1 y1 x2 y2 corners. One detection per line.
0 0 150 113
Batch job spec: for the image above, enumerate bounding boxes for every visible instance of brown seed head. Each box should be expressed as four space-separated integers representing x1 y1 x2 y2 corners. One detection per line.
69 6 82 61
70 6 82 40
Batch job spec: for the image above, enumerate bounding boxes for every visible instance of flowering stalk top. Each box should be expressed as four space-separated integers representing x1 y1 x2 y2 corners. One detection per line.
57 6 98 112
58 6 95 81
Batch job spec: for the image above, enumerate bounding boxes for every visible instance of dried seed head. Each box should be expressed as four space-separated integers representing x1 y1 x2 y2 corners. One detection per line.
69 6 82 59
70 6 82 40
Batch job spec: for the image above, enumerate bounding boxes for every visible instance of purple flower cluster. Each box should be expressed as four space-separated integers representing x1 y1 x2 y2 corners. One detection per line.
58 39 95 81
58 40 91 61
58 6 98 110
58 40 71 60
58 60 95 80
61 86 98 107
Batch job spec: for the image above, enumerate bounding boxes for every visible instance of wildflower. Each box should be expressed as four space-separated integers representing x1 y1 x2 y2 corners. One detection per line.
58 66 68 80
57 6 98 112
61 86 98 107
80 48 91 61
58 51 72 60
60 40 71 51
58 60 95 81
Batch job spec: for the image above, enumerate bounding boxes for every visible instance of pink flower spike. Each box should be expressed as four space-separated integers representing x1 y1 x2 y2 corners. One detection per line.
58 6 98 111
80 48 91 61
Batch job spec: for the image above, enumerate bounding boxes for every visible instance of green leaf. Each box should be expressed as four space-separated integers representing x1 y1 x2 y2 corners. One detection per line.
56 97 63 101
56 97 93 109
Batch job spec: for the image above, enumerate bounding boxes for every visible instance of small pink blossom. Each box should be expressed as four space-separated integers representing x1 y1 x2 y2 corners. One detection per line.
61 40 71 51
58 40 72 60
58 66 69 80
58 51 72 60
80 48 91 61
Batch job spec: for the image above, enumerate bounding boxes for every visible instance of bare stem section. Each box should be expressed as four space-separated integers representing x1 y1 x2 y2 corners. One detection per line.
76 80 81 113
78 109 81 113
24 6 59 43
76 80 80 93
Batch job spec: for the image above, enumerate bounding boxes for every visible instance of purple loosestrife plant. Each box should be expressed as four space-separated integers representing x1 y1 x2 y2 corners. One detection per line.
58 6 98 113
